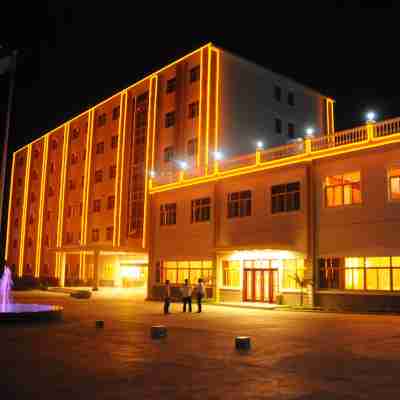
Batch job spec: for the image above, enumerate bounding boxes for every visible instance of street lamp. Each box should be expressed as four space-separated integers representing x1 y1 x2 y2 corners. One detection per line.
366 111 376 124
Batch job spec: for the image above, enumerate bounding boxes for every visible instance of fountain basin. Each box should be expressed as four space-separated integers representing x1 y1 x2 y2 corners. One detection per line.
0 304 63 322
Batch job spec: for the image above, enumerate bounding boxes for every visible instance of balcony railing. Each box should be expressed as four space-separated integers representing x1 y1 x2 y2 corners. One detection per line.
151 116 400 189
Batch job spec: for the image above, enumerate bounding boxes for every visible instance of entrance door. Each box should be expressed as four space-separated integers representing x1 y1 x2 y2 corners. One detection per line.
243 269 278 303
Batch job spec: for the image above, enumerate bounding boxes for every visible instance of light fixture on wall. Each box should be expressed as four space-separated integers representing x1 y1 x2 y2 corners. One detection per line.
213 151 224 160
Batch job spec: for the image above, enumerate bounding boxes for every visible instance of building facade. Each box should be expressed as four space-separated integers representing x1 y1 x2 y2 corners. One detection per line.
15 43 395 309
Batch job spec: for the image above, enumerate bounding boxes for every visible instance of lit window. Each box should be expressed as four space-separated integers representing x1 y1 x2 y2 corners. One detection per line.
222 261 241 288
160 203 176 226
271 182 300 213
166 77 176 93
93 199 101 212
191 197 211 223
189 66 200 83
365 257 391 291
106 226 114 241
165 111 176 128
112 106 120 120
96 142 105 154
188 101 199 119
388 167 400 200
345 257 365 290
164 146 174 163
274 85 282 102
325 171 361 207
187 138 197 157
163 260 214 286
282 259 304 289
95 170 103 183
111 135 118 149
227 190 251 218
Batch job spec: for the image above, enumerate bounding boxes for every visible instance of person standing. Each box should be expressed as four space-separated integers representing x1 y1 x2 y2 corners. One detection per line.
195 278 206 313
181 279 192 312
164 280 171 314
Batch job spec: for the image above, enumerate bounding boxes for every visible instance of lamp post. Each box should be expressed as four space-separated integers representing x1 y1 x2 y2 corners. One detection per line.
0 49 17 244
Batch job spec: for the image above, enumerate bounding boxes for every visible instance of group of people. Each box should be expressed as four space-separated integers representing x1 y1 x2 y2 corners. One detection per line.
163 278 206 314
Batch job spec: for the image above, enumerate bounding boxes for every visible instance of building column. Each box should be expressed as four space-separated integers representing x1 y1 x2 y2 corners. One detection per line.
92 249 100 291
59 252 66 287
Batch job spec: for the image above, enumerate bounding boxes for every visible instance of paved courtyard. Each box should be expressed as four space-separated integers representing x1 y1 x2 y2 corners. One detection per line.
1 289 400 399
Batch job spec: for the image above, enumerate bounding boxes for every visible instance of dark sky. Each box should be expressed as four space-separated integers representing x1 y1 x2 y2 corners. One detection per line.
2 1 400 153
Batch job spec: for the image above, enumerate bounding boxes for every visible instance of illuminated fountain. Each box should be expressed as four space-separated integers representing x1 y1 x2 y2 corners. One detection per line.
0 264 63 322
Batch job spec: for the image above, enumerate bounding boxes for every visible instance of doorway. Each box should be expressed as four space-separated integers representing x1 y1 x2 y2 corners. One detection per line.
243 269 278 303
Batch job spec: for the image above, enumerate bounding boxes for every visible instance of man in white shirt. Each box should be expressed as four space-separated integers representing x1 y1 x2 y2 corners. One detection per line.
181 279 192 312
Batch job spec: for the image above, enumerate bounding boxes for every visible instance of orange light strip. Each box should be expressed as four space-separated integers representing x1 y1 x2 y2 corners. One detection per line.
113 92 125 247
5 153 16 261
150 132 400 194
142 77 154 249
35 135 49 277
213 48 221 173
14 44 212 155
117 91 129 246
56 124 70 252
205 45 212 175
197 49 203 168
18 145 32 277
151 76 158 170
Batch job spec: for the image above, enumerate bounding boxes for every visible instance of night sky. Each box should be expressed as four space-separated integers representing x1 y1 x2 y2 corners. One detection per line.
1 2 400 152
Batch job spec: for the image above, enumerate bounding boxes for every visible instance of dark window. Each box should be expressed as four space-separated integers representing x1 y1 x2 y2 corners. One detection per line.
33 149 40 159
288 91 295 106
109 165 116 179
274 85 282 101
319 258 341 289
189 65 200 83
227 190 252 218
65 232 73 244
17 156 25 166
44 235 49 247
29 215 34 225
288 122 295 139
46 211 51 221
188 101 199 119
107 196 115 210
30 192 36 203
51 140 58 150
17 177 22 186
27 238 33 248
13 240 17 249
95 170 103 183
79 203 83 216
106 226 114 241
165 111 176 128
275 118 282 134
166 77 177 93
96 142 105 154
93 199 101 212
71 153 79 165
82 149 86 161
68 180 76 190
71 127 80 140
160 203 177 225
111 135 118 149
32 170 38 180
137 91 148 103
48 187 54 197
16 197 21 206
187 138 197 157
191 197 211 223
97 113 107 127
66 205 72 218
112 106 120 120
49 162 55 174
92 229 100 242
271 182 300 213
164 146 174 162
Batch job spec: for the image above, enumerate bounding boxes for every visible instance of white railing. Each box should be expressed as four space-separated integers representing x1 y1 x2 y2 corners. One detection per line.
311 126 367 151
260 141 305 163
218 153 256 172
373 117 400 138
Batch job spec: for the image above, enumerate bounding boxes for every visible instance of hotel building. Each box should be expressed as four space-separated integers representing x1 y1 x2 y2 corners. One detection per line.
9 43 400 311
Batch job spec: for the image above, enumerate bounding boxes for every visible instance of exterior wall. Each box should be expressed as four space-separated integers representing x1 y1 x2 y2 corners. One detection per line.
219 50 330 158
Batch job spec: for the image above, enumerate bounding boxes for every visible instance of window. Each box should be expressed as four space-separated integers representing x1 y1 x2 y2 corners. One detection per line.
30 192 36 203
66 205 72 218
188 101 199 119
160 203 177 225
46 210 51 221
388 167 400 200
79 203 83 216
112 106 120 120
107 195 115 210
282 259 305 289
13 240 17 249
325 171 361 207
111 135 118 149
16 197 21 206
274 85 282 102
71 153 79 165
92 229 100 242
29 215 34 225
109 165 116 179
93 199 101 212
49 162 55 174
187 138 197 157
365 257 391 291
222 261 241 288
33 149 40 159
27 238 33 248
137 91 148 103
106 226 114 241
166 77 176 93
164 146 174 163
68 180 76 190
82 149 86 161
51 139 58 150
32 170 38 181
275 118 282 134
97 113 107 127
288 91 295 106
163 260 214 286
227 190 252 218
65 232 73 244
44 235 49 247
191 197 211 223
271 182 300 213
17 177 22 187
71 127 80 140
288 122 295 139
189 65 200 83
165 111 176 128
17 156 24 166
95 170 103 183
48 187 54 197
96 142 105 154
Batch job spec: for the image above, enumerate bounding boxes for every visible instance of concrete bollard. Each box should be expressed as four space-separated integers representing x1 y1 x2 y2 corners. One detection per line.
235 336 251 350
151 325 167 339
95 320 104 328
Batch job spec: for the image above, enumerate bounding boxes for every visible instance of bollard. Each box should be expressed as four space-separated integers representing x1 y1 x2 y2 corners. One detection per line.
235 336 251 350
95 320 104 328
151 325 167 339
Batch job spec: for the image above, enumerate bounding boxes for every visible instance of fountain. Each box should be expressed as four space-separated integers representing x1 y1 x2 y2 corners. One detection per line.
0 264 63 322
